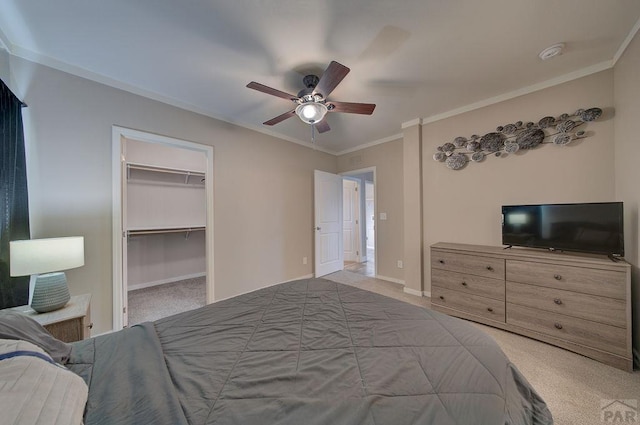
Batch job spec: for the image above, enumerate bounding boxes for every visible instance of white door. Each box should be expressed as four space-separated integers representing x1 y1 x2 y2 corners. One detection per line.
366 181 375 249
343 179 359 262
314 170 343 277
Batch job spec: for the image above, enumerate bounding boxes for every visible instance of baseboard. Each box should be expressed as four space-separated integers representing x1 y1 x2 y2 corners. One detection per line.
402 286 428 297
128 272 206 292
376 275 405 285
284 274 314 282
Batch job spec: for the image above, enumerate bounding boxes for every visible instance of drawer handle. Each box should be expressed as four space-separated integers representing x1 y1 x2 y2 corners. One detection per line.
553 298 563 305
487 307 494 313
438 260 445 264
554 274 562 281
554 322 563 330
461 281 468 287
439 296 445 300
486 266 494 271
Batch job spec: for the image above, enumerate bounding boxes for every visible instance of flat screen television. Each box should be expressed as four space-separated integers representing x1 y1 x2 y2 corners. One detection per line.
501 202 624 256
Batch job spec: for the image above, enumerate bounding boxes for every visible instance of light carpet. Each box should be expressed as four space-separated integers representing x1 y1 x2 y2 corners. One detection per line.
127 276 206 325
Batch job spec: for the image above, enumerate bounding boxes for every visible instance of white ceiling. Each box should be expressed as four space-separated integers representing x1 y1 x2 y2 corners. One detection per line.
1 0 639 154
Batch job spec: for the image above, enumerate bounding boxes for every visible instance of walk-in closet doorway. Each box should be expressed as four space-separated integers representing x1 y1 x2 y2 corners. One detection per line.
112 127 214 330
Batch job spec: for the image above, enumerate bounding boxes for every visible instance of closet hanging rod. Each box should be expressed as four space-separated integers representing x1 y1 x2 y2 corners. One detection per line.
126 163 205 178
127 226 205 237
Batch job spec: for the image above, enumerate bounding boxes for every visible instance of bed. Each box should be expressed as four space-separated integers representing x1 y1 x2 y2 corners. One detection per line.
2 277 553 424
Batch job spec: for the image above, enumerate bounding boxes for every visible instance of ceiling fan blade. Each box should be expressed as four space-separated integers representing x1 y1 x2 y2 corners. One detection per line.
263 109 296 126
313 61 350 98
315 119 330 133
328 101 376 115
247 82 298 101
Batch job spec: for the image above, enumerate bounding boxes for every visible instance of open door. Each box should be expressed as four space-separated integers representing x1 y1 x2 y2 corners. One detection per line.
314 170 343 277
343 178 360 263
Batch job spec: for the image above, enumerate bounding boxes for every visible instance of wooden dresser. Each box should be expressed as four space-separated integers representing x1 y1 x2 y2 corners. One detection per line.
431 242 632 371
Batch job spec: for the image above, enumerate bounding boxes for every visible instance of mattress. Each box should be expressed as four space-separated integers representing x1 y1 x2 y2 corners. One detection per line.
67 278 552 424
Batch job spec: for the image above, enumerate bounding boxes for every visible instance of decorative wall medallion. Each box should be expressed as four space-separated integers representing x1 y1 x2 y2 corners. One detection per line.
515 128 545 149
580 107 602 122
479 132 505 152
504 142 519 154
446 153 468 170
432 107 602 170
556 120 576 133
553 133 572 145
538 116 555 128
471 151 485 162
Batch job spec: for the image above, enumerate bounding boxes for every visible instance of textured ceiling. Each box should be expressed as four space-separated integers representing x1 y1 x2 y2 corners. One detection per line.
1 0 639 153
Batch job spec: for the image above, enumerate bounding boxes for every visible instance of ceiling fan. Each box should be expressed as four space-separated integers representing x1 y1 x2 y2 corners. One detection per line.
246 61 376 134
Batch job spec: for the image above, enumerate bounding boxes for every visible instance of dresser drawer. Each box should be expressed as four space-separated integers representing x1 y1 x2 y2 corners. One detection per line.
432 286 505 322
432 269 504 300
506 260 626 299
506 303 627 357
506 281 626 328
432 251 504 279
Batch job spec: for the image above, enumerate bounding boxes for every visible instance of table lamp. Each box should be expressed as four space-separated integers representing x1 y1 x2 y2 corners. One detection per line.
9 236 85 313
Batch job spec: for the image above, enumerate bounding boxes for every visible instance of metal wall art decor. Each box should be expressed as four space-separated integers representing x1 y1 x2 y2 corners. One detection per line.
432 107 602 170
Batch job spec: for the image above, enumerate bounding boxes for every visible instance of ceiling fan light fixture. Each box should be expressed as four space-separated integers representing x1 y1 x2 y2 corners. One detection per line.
295 102 328 124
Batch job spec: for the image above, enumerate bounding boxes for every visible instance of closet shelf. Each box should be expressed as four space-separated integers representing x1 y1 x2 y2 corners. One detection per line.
127 226 205 238
126 162 205 184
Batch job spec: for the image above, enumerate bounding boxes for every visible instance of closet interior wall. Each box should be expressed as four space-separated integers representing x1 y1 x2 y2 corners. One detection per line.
124 138 207 290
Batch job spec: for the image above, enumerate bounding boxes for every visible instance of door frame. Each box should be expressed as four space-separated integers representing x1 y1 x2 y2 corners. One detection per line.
340 167 376 276
111 126 215 330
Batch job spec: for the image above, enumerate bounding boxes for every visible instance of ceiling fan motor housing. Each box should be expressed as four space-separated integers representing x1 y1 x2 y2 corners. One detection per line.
303 74 320 89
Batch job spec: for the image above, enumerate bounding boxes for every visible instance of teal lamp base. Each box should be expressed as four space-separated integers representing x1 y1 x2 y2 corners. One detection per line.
31 272 71 313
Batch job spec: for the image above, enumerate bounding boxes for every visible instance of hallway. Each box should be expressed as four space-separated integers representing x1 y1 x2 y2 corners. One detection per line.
343 247 375 277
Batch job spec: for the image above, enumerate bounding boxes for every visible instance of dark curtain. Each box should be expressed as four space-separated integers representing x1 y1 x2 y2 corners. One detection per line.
0 79 30 308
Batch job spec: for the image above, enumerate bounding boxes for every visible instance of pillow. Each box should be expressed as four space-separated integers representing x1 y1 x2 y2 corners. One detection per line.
0 311 72 364
0 339 88 425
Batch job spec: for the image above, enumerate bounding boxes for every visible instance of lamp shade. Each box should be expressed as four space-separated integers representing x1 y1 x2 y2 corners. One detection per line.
10 237 85 277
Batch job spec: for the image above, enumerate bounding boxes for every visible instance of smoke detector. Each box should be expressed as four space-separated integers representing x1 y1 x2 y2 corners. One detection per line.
539 43 565 60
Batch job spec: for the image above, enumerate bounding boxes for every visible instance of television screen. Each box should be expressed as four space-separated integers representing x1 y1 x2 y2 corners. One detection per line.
502 202 624 256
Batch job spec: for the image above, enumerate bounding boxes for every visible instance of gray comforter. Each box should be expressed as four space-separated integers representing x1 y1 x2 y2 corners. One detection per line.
68 278 552 424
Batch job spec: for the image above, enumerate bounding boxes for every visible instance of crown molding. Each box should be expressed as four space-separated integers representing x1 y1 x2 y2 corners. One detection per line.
7 44 336 155
613 16 640 66
421 60 612 125
335 132 402 156
401 118 423 129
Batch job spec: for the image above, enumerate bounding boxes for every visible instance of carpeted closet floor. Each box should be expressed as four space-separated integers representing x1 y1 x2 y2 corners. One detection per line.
127 276 206 325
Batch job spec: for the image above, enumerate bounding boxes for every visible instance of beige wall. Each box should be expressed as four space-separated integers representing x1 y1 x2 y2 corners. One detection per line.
337 139 404 282
10 56 336 334
421 70 616 291
614 29 640 361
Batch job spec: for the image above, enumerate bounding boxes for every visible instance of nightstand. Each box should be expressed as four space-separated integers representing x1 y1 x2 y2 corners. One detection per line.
7 294 92 342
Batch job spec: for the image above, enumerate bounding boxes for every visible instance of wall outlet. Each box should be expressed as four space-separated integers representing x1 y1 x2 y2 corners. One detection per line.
380 212 387 220
397 260 403 269
303 257 308 265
